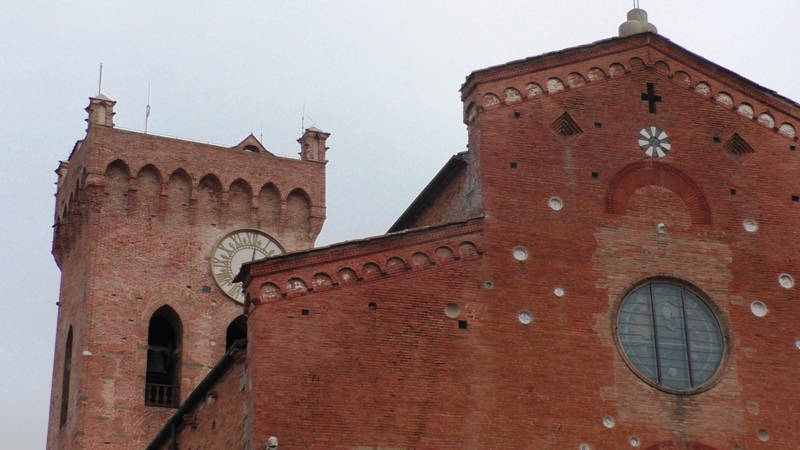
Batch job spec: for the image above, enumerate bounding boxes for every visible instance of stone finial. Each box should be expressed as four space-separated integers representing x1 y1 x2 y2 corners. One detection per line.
297 125 330 162
619 7 658 37
266 436 278 450
85 94 116 128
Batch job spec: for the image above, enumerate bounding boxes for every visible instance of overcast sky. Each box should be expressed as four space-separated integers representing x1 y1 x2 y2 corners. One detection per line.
1 1 798 448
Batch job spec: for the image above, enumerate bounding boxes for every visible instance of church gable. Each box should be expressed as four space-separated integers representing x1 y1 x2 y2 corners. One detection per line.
462 33 799 147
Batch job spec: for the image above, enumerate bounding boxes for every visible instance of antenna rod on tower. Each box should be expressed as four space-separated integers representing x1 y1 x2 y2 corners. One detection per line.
301 103 306 135
260 121 263 143
98 63 104 95
145 84 152 134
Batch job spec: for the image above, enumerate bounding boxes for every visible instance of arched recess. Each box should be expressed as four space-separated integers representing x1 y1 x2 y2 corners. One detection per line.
145 306 182 408
166 170 191 225
136 165 162 221
258 183 280 229
104 160 129 215
228 179 252 229
197 175 222 227
226 315 247 351
605 161 712 225
59 326 73 428
286 189 311 236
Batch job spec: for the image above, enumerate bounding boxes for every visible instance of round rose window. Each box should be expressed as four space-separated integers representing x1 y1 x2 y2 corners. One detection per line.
618 282 724 391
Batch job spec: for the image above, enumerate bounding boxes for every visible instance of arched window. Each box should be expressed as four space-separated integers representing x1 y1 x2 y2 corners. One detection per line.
59 327 73 428
226 315 247 351
145 306 182 408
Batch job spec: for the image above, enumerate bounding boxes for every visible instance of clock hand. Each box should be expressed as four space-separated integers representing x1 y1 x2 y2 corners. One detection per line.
252 247 257 261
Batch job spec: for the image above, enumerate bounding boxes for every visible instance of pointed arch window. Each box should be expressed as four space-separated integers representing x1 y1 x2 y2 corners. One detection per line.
59 327 73 428
145 306 182 408
226 315 247 351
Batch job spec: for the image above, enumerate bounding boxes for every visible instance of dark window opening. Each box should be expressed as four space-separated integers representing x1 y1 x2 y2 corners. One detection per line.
713 137 721 143
301 309 310 316
458 320 468 330
514 112 521 118
594 122 602 129
592 172 599 179
791 146 797 151
226 315 247 351
730 189 737 195
59 327 73 428
243 145 259 153
145 306 182 408
793 196 800 202
510 162 517 169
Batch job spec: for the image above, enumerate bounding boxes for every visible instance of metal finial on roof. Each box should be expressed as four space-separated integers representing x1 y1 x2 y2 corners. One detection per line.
98 63 104 96
619 3 658 37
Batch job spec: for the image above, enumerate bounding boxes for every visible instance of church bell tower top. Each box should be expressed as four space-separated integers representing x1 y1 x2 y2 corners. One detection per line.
619 2 658 37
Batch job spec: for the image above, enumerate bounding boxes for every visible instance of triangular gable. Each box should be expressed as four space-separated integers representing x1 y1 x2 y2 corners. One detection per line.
461 33 799 144
231 133 274 155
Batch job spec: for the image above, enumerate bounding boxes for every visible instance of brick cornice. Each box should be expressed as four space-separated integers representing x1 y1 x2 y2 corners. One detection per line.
243 218 485 281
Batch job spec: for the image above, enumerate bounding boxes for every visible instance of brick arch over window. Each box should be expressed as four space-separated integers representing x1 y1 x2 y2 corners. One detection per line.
605 161 711 225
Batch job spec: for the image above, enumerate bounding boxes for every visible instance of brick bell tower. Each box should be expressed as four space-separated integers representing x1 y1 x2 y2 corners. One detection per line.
47 94 328 449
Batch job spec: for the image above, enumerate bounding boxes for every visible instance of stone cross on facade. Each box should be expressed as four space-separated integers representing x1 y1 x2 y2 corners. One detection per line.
641 82 662 113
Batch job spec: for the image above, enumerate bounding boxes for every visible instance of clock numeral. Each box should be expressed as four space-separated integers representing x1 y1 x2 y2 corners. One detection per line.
216 271 234 285
228 283 243 299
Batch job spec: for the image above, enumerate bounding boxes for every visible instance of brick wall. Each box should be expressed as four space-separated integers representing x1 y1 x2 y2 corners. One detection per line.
236 35 800 450
166 351 248 450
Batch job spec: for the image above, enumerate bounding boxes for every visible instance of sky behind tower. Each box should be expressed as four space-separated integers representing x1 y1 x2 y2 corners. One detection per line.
1 1 798 448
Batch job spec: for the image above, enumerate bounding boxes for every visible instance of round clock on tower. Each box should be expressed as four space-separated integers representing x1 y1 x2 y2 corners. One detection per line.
211 229 284 303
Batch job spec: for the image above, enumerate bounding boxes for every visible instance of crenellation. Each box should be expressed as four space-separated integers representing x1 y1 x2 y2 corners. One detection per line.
48 96 328 448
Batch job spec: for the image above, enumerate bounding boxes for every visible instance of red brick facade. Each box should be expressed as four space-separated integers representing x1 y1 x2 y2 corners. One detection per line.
57 29 800 450
46 96 328 448
230 32 798 450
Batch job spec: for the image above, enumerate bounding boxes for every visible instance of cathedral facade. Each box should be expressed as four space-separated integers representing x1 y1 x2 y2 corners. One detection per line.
50 10 800 450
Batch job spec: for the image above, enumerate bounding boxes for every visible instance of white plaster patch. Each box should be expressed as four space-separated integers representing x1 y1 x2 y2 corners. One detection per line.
547 78 565 93
568 72 586 88
588 68 605 82
674 71 691 87
737 103 754 119
525 83 543 97
694 82 711 97
779 123 796 139
483 94 500 108
715 92 734 108
609 63 625 77
758 113 775 128
504 88 522 103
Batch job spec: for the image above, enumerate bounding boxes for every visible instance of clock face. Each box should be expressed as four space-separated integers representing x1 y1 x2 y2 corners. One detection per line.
638 126 671 157
211 229 283 303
